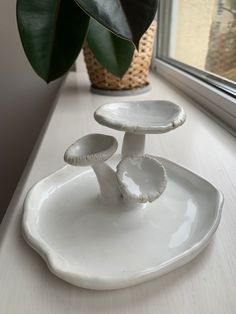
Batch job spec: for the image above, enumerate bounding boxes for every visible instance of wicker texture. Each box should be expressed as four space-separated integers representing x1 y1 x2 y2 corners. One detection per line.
83 21 157 90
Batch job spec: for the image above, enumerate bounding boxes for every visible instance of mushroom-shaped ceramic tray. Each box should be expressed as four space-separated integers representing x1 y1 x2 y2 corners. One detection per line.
94 101 186 156
23 155 223 290
64 134 121 203
116 155 167 203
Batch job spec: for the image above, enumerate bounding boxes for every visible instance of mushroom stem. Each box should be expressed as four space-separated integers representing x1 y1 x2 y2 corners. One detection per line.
92 162 122 203
122 132 145 157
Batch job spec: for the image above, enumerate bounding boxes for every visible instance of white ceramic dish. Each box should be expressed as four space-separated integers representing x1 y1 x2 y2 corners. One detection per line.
64 133 121 203
116 155 167 203
64 133 118 166
94 101 186 157
94 101 186 134
23 155 223 290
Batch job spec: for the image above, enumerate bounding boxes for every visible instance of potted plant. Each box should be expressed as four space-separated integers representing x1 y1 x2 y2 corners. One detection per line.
83 19 157 95
16 0 158 92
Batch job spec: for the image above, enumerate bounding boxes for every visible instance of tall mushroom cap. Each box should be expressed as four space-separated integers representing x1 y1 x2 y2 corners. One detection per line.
64 134 118 166
116 155 167 203
94 100 186 134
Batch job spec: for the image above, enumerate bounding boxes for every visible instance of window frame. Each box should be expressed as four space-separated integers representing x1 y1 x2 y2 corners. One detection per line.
152 0 236 135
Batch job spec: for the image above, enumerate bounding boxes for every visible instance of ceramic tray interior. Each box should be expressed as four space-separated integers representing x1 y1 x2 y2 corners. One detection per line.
94 101 186 134
23 155 223 290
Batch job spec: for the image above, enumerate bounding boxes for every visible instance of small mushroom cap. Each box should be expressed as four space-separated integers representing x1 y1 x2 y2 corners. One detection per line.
94 101 186 134
116 155 167 203
64 134 118 166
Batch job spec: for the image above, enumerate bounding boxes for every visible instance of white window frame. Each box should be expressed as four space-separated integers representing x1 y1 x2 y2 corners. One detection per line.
152 0 236 135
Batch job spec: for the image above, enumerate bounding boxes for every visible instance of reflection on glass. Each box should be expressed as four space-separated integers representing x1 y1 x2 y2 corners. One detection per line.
169 0 236 82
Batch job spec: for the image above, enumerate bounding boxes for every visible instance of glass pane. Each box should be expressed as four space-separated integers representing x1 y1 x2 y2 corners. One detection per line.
169 0 236 82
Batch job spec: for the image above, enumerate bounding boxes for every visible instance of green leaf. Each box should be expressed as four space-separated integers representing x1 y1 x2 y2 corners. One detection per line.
17 0 89 82
74 0 158 48
87 19 135 78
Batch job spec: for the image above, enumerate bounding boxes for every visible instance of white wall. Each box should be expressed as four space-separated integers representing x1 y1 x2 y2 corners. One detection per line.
0 0 62 221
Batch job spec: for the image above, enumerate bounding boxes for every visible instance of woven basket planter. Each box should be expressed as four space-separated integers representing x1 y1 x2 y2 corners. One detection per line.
83 21 157 93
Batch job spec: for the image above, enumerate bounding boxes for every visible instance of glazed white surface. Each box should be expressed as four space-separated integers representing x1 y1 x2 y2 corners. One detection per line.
1 70 235 313
94 100 186 134
23 155 223 290
64 133 121 202
64 133 118 166
116 155 167 203
121 132 146 157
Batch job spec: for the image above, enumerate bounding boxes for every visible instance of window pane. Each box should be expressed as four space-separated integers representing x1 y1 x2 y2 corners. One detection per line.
168 0 236 82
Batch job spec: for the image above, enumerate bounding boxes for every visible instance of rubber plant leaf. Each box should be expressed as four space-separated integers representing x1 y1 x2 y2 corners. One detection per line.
17 0 89 83
74 0 158 48
87 19 135 78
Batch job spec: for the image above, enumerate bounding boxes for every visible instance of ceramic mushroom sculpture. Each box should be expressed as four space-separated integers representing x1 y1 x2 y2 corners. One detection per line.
64 133 121 203
64 134 168 207
116 155 167 203
94 100 186 157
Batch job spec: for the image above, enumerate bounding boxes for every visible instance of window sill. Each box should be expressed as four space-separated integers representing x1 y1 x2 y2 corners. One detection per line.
152 58 236 136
